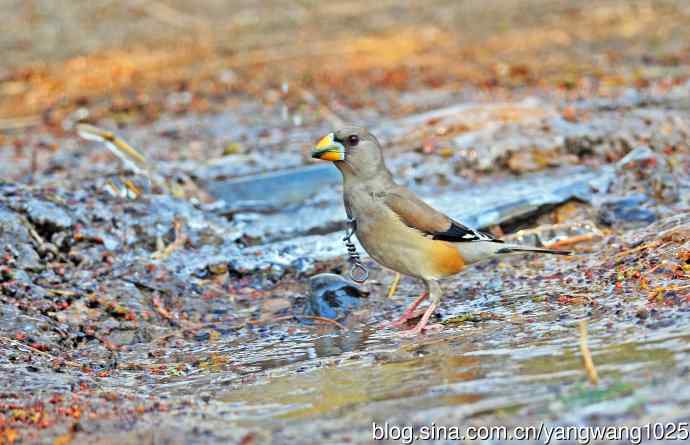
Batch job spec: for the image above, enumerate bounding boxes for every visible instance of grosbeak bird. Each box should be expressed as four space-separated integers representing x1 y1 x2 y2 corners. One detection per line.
312 126 570 335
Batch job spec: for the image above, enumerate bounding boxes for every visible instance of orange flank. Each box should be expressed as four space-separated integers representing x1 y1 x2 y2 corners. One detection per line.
430 241 465 277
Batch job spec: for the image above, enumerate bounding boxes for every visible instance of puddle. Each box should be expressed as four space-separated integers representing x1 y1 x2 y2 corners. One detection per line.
130 296 690 444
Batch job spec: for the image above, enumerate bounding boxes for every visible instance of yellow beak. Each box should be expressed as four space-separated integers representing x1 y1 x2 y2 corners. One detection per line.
312 133 345 161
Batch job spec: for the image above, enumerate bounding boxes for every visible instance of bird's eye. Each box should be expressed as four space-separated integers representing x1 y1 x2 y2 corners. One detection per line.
347 135 359 146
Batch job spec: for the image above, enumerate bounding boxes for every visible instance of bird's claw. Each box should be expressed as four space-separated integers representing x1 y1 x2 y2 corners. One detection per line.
398 323 444 337
380 319 409 329
379 310 425 329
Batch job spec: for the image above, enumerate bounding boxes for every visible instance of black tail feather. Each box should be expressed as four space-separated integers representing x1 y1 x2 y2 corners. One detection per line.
496 247 572 256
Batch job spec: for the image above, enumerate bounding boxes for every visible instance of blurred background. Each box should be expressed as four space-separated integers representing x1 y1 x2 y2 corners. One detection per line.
2 0 689 123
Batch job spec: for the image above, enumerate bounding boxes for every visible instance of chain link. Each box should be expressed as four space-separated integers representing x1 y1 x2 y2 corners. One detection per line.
343 217 368 283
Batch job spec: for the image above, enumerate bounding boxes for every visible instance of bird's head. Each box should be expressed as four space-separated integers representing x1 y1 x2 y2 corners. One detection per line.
311 126 386 179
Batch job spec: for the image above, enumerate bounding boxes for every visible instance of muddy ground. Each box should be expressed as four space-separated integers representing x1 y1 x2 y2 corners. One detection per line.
1 1 690 444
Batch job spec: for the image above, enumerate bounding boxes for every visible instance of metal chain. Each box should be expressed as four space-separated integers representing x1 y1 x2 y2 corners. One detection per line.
343 217 368 283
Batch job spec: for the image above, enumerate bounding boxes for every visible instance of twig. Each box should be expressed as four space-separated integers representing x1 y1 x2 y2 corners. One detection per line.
248 315 345 330
615 240 661 259
578 320 599 385
76 123 173 195
651 284 690 294
0 336 83 369
150 292 202 330
305 315 345 329
121 361 187 370
29 145 38 185
0 337 111 392
544 234 596 249
151 293 173 321
27 225 46 248
77 123 148 172
646 262 665 275
151 218 188 260
386 272 400 299
46 289 80 297
153 332 179 345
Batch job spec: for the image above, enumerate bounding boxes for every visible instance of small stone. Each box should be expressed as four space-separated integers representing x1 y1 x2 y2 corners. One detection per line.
616 146 656 168
305 273 368 320
598 194 656 228
0 204 41 269
24 199 74 235
194 331 211 342
108 329 136 346
207 263 228 275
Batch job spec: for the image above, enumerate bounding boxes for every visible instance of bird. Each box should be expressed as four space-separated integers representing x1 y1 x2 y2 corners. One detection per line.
311 125 571 335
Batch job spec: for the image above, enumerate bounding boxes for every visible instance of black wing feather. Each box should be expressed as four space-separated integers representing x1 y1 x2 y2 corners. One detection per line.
431 220 503 243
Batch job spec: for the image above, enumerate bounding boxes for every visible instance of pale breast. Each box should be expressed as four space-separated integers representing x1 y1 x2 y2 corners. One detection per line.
346 188 465 280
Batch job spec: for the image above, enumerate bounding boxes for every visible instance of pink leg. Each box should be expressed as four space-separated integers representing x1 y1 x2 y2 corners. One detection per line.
400 280 444 336
381 292 428 328
400 301 443 336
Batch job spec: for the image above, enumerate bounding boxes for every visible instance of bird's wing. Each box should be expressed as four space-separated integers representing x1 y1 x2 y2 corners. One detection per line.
383 187 501 243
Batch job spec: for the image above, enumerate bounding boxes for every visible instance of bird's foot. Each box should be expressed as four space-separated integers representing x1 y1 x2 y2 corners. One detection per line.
380 310 424 329
380 319 406 329
396 300 441 336
398 323 444 337
380 292 429 329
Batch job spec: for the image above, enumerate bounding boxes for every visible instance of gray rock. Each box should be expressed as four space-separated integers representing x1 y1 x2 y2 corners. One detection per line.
598 194 657 228
0 204 41 269
24 199 74 233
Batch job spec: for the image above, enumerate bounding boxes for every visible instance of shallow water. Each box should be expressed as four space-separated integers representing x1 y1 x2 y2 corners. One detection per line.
120 281 690 444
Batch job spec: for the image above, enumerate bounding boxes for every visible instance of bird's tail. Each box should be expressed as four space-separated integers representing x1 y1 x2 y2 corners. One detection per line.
495 244 571 256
